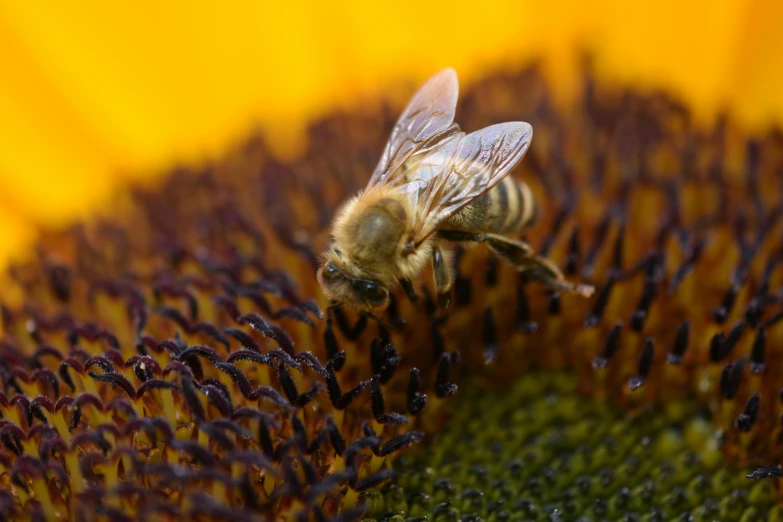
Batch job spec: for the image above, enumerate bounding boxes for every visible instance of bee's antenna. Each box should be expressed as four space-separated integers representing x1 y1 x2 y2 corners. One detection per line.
361 310 405 332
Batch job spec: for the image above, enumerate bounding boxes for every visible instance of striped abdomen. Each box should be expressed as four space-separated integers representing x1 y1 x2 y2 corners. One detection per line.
446 176 537 235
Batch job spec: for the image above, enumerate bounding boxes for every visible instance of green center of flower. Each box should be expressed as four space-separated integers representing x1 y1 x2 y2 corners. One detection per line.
361 372 779 522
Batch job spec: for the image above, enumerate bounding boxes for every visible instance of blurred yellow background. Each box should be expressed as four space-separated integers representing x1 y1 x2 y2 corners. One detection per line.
1 0 782 267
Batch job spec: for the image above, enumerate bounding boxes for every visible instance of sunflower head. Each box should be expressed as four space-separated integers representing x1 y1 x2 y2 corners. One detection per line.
1 62 783 520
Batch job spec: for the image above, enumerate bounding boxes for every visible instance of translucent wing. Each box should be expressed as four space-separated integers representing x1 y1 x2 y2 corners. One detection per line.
407 122 534 245
367 68 460 189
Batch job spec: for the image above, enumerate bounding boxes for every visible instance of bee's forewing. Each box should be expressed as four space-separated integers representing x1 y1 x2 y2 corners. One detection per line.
368 68 459 188
410 121 533 244
453 122 533 183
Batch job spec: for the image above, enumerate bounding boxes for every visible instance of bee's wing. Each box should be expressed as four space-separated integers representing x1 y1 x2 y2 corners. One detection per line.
408 121 533 245
367 68 460 189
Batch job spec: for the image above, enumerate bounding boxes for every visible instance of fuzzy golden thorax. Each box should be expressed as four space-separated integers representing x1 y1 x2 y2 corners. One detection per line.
318 186 433 310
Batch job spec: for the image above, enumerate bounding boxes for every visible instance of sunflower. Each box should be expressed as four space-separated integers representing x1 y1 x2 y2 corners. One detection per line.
1 3 783 521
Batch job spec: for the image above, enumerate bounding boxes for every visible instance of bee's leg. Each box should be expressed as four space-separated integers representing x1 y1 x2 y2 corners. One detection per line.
437 230 533 259
437 230 594 297
399 278 419 303
432 245 453 312
361 310 405 332
515 254 595 297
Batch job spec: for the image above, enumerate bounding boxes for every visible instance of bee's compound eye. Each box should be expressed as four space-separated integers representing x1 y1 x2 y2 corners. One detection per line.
324 262 340 278
353 279 387 305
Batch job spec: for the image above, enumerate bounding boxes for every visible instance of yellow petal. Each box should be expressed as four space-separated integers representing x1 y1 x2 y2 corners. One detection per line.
0 1 782 267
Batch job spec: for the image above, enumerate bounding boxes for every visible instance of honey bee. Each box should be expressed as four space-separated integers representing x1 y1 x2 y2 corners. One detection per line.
317 68 594 318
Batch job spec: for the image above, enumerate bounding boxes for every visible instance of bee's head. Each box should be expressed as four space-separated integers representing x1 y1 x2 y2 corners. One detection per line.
316 249 389 311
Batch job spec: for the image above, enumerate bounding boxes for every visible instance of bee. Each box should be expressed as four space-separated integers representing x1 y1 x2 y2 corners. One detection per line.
317 68 594 318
